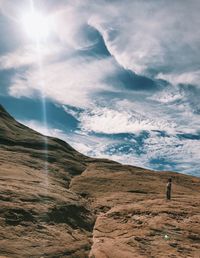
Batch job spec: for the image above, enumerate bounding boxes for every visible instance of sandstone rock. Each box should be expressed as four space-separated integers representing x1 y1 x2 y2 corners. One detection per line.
0 105 200 257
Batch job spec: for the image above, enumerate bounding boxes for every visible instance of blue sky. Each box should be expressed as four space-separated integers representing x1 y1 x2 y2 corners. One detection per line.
0 0 200 177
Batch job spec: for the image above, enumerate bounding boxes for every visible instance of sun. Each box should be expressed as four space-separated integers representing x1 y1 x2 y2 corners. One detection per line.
21 9 52 42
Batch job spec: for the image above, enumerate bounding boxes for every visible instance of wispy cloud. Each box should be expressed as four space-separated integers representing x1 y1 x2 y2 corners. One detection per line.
1 0 200 176
9 56 118 107
20 118 119 158
0 44 62 69
2 0 200 77
156 71 200 87
78 104 175 134
21 119 200 176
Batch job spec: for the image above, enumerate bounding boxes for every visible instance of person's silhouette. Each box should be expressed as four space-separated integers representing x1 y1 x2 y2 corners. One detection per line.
166 178 172 200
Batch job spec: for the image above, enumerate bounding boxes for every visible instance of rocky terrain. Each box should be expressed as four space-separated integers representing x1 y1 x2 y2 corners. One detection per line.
0 104 200 258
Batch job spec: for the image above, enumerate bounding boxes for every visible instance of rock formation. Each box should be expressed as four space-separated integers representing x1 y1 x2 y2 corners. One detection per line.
0 104 200 258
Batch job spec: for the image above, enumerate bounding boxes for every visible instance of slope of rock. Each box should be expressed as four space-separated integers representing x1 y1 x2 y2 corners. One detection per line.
0 104 200 258
70 163 200 258
0 105 96 257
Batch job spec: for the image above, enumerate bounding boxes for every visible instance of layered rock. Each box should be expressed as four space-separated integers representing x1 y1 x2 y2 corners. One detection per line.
0 105 200 258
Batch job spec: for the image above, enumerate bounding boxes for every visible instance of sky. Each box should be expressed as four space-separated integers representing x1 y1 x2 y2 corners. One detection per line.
0 0 200 177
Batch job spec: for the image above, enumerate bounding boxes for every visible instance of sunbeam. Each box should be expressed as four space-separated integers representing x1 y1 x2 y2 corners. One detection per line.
21 0 50 188
21 0 53 44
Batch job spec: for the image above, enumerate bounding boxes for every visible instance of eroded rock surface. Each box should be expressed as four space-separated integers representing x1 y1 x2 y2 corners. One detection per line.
0 105 200 258
70 164 200 258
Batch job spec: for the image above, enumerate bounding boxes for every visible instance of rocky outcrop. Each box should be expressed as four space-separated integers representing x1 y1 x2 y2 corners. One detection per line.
70 161 200 258
0 105 200 257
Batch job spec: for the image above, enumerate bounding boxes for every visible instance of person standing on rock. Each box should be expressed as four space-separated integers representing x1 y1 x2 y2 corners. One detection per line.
166 177 172 200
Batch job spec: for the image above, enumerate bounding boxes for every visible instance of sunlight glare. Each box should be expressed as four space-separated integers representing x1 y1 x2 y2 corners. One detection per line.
21 10 52 42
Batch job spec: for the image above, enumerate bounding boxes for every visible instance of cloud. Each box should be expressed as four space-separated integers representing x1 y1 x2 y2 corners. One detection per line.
78 104 175 134
20 119 65 138
1 0 200 176
149 84 200 120
156 71 200 87
9 56 118 107
20 118 119 158
87 0 200 78
0 44 62 69
3 0 200 91
64 92 200 138
2 0 200 78
142 131 200 175
20 118 200 176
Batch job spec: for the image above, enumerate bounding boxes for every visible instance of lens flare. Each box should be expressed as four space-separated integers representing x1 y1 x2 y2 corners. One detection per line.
21 0 54 44
21 1 50 189
21 10 52 42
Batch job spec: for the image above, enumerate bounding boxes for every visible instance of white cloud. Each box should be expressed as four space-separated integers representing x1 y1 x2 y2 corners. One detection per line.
0 44 62 69
9 57 118 107
65 96 200 137
78 107 173 134
156 71 200 87
142 131 200 175
87 0 200 78
2 0 200 79
149 84 200 133
19 119 66 139
20 118 200 176
3 0 200 96
52 5 95 50
150 89 183 104
19 118 120 158
1 0 200 176
75 98 177 134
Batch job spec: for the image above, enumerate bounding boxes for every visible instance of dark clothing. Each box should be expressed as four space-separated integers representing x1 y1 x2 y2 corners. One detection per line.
166 182 172 200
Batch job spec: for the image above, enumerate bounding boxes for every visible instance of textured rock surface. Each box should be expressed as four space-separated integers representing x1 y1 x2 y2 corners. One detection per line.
0 105 200 257
70 164 200 258
0 105 96 257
